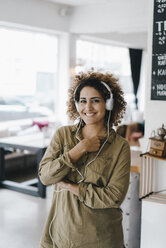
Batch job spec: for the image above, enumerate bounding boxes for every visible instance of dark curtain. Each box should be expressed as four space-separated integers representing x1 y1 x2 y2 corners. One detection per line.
129 48 142 109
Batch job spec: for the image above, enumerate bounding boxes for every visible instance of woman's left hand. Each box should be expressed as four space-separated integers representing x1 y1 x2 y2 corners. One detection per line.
57 180 79 196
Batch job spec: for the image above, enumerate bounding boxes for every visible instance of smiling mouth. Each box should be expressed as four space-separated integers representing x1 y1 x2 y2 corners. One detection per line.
84 113 96 117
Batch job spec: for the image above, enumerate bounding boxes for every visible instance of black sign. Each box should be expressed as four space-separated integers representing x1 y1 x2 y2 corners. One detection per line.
151 0 166 100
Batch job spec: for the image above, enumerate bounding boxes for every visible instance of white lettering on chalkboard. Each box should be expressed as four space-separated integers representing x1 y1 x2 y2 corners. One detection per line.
157 91 166 96
157 84 166 90
158 36 166 44
158 69 166 75
157 4 166 13
156 21 166 32
156 0 166 3
158 54 166 60
158 60 166 65
158 54 166 65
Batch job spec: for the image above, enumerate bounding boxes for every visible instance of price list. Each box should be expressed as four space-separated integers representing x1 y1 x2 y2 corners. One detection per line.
151 0 166 100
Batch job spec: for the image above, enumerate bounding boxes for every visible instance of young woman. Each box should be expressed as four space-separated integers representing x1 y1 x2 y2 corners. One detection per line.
38 70 130 248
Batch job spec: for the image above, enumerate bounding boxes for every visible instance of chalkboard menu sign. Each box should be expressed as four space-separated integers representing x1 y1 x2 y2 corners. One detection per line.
151 0 166 100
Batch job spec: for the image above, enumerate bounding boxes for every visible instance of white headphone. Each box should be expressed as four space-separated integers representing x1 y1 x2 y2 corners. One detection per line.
74 81 114 112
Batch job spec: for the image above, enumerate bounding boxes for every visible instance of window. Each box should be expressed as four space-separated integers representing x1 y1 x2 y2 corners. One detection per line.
0 27 58 120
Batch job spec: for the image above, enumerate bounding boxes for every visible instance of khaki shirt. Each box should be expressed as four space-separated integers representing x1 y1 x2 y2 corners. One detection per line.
39 125 130 248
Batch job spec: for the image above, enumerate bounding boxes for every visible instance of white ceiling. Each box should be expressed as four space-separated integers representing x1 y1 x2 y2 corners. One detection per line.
46 0 112 6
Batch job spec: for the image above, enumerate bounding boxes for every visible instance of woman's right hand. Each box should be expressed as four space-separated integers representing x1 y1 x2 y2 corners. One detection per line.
68 136 101 163
80 136 101 152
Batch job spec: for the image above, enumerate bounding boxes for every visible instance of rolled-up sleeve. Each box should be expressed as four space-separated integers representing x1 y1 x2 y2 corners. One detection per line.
78 142 130 209
38 129 76 186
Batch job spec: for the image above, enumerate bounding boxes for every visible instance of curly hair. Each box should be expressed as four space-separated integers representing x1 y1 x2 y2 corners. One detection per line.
67 69 126 127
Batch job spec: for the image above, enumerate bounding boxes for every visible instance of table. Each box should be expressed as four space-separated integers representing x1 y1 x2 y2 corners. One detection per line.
0 133 50 198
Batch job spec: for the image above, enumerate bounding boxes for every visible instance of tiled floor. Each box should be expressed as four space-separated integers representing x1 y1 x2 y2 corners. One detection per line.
0 186 54 248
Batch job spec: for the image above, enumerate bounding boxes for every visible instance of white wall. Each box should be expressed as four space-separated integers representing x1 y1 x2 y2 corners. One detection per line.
89 32 148 49
69 0 149 49
70 0 148 34
141 200 166 248
0 0 71 32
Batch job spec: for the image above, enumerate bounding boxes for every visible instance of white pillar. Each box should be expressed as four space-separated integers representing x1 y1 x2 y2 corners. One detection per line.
56 33 78 125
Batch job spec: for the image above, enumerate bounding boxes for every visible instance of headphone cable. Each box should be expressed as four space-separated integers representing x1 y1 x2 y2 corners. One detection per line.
77 110 111 183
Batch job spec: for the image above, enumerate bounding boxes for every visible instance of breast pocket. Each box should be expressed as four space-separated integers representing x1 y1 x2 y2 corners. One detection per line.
85 155 113 187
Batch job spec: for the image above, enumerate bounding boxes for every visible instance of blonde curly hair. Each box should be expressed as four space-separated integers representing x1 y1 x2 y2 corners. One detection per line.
67 69 126 127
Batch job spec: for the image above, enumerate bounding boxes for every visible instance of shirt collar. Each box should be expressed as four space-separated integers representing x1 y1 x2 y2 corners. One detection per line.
71 123 116 143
